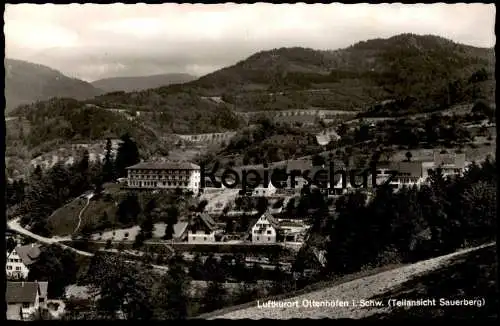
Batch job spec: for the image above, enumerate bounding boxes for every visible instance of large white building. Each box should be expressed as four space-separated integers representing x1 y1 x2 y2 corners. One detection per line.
251 212 280 243
126 161 201 194
6 244 42 280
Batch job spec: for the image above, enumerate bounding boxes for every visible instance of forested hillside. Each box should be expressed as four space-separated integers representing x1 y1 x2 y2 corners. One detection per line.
5 58 102 112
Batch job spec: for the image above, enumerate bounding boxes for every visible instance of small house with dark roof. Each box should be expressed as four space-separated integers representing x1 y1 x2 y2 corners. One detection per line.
6 243 42 280
251 211 280 243
126 161 201 194
6 281 45 320
187 213 219 243
374 161 426 191
431 152 467 177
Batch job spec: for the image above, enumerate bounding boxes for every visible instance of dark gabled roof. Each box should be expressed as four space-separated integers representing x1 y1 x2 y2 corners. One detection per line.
395 161 424 178
256 211 280 230
194 213 217 231
126 161 200 170
6 282 39 304
13 243 42 266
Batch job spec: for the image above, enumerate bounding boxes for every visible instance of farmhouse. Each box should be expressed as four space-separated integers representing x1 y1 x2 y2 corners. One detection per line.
187 213 219 243
6 243 42 280
251 212 280 244
6 281 48 320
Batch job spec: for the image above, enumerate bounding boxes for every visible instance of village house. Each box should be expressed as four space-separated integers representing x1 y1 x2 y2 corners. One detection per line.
187 213 219 243
6 243 42 280
375 161 426 191
126 161 201 194
251 212 280 244
423 152 467 179
6 281 48 320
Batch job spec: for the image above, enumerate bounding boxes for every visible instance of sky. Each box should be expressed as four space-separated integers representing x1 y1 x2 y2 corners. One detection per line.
4 3 496 82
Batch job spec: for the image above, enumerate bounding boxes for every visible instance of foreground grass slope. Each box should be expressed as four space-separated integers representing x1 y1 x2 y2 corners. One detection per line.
202 243 495 319
367 244 497 319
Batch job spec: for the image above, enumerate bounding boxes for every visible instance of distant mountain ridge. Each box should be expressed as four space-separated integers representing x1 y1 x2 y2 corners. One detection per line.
4 58 103 112
187 33 494 113
91 73 197 93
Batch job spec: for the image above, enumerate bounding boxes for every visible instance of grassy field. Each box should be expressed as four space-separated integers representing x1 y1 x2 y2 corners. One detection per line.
48 183 128 236
47 199 87 235
366 245 497 319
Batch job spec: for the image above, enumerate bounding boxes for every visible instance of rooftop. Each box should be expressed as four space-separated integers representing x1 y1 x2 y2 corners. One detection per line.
126 161 200 170
6 282 40 304
12 243 42 266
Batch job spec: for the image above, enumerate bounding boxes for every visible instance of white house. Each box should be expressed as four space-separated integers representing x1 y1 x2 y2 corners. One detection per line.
250 181 277 197
126 161 201 195
251 212 280 243
6 243 42 280
6 281 46 320
187 213 219 243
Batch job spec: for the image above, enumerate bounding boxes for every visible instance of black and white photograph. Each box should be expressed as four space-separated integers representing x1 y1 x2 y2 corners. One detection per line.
4 2 496 320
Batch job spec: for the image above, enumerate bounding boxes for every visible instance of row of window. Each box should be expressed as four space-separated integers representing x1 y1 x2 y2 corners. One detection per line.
130 175 192 181
6 266 21 271
129 181 194 187
130 169 197 175
254 230 273 235
254 237 272 241
7 258 21 263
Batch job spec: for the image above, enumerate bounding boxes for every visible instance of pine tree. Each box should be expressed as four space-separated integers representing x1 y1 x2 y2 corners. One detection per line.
115 133 140 178
102 138 115 182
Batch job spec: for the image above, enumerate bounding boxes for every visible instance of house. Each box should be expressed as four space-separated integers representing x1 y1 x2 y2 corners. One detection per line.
316 129 341 146
187 213 219 243
375 161 426 191
126 161 201 194
6 281 47 320
251 212 280 244
6 243 42 280
424 152 467 178
250 179 277 197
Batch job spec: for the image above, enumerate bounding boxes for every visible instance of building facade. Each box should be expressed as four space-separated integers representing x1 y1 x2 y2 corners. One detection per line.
251 212 280 243
126 161 201 194
187 213 219 243
6 281 44 320
6 244 42 280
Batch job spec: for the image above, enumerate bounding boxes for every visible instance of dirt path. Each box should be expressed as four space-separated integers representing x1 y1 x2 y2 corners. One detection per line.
73 193 94 233
207 242 495 319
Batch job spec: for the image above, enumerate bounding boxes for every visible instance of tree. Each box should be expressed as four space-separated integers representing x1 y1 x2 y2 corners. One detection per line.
163 206 179 240
28 245 78 298
87 253 154 319
141 200 156 240
200 281 227 313
189 254 204 280
153 255 190 319
102 138 115 182
405 151 413 162
114 133 140 178
133 232 145 249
